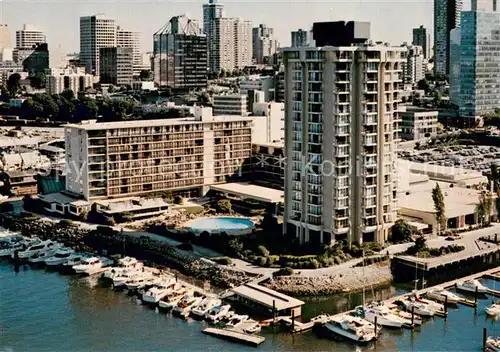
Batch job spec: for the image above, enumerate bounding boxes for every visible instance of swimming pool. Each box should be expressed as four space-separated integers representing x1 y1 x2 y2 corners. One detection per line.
187 217 254 233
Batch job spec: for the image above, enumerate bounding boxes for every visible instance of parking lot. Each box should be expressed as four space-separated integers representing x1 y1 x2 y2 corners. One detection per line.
398 145 500 173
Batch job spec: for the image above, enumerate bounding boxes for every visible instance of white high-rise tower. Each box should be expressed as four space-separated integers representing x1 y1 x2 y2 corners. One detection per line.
80 14 116 75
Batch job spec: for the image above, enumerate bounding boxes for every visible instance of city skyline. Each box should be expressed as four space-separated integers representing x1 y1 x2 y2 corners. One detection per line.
2 0 435 54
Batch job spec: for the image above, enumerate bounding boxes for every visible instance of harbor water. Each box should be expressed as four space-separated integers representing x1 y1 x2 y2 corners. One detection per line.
1 262 500 351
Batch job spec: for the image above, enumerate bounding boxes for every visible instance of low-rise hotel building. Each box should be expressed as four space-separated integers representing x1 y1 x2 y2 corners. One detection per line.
64 107 252 200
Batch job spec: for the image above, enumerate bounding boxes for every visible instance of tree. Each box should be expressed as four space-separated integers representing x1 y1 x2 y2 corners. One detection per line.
22 98 44 119
433 91 442 107
417 79 429 93
432 183 446 234
173 195 184 205
139 70 151 81
257 245 270 257
6 73 21 97
215 199 232 214
477 190 493 226
390 219 413 243
29 72 46 89
60 89 75 101
228 238 243 257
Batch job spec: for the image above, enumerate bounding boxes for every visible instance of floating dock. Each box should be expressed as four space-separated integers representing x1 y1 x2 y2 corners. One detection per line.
202 327 265 347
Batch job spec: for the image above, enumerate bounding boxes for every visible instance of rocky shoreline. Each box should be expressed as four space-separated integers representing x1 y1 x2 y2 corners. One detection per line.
263 263 393 296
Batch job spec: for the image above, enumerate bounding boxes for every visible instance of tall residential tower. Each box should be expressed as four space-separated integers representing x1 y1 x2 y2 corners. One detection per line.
282 21 405 245
434 0 462 76
412 25 431 59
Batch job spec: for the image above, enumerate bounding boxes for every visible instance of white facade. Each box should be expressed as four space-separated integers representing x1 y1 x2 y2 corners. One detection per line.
240 75 274 101
116 26 141 76
402 45 425 85
80 15 116 75
253 24 278 64
210 17 252 73
283 45 406 245
16 24 46 49
64 110 252 200
47 67 94 95
213 94 248 115
400 107 439 141
252 101 285 144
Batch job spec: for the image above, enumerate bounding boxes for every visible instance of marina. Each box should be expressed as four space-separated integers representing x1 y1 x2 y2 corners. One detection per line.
2 231 500 350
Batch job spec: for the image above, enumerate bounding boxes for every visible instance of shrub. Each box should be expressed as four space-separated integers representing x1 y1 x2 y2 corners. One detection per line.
79 210 88 221
215 199 232 214
255 256 266 266
104 216 116 226
257 245 270 257
173 195 184 205
309 258 320 269
59 219 73 227
273 267 294 277
217 257 233 265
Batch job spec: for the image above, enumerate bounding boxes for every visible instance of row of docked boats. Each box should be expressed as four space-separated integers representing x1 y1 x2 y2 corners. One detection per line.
99 258 262 334
0 235 113 273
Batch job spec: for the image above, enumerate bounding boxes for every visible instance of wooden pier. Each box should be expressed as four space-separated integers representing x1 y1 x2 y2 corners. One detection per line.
202 327 265 346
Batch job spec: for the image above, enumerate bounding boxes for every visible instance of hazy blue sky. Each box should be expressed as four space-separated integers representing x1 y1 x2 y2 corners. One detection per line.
1 0 440 54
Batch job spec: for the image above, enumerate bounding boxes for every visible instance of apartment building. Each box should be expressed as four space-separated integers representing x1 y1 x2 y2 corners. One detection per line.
64 107 253 200
291 29 313 47
80 15 116 75
252 24 278 64
252 102 285 144
282 21 406 245
213 94 248 115
99 47 134 86
402 44 425 85
16 24 46 49
400 107 439 140
47 67 94 95
240 75 274 101
0 25 10 50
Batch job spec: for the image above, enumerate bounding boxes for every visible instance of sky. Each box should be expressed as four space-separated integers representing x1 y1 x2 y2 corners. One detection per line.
0 0 438 54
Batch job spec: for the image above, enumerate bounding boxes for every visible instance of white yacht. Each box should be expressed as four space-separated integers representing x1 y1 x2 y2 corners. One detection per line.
45 248 76 267
16 240 61 259
226 314 249 329
158 287 190 310
73 257 110 275
0 241 26 257
125 273 155 291
112 271 142 288
456 280 488 294
426 289 461 304
401 299 435 317
172 295 203 318
142 279 176 304
486 303 500 317
117 256 141 268
390 306 422 326
360 304 406 328
205 304 232 323
191 297 222 318
242 319 262 334
325 315 377 343
29 246 64 264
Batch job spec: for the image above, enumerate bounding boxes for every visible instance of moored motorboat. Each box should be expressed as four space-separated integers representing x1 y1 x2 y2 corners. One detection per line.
73 257 111 275
29 246 64 265
191 297 222 319
158 287 190 310
426 289 461 304
456 280 488 294
15 240 61 260
487 337 500 351
45 248 76 267
142 279 176 304
325 315 377 343
226 314 249 329
242 319 262 334
357 304 406 328
389 306 422 326
205 304 232 323
401 299 435 317
486 303 500 317
172 295 203 318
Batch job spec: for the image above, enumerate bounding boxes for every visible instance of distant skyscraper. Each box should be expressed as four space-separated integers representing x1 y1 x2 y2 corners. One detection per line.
116 26 141 77
412 25 431 59
16 24 46 49
449 27 461 106
459 2 500 120
80 15 116 75
153 15 208 90
203 0 224 73
252 24 278 64
283 21 404 245
434 0 462 76
291 29 312 47
0 25 11 50
99 46 133 86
